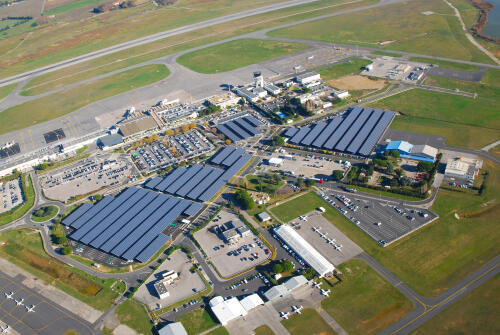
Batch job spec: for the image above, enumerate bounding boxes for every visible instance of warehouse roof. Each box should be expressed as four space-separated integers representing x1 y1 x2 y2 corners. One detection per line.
98 134 123 147
239 294 264 312
158 322 188 335
209 296 247 326
385 140 413 154
119 116 158 137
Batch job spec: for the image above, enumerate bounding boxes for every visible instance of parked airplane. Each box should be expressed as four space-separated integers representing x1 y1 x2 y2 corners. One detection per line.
4 292 14 299
327 238 336 245
320 232 328 239
321 289 331 297
15 298 24 306
292 305 303 314
312 281 322 289
25 305 35 313
0 325 8 333
333 244 343 251
299 215 308 221
312 227 321 233
280 312 290 319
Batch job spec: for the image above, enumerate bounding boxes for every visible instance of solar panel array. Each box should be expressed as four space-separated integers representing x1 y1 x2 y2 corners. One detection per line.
216 115 262 142
62 187 202 262
283 107 395 156
147 146 252 202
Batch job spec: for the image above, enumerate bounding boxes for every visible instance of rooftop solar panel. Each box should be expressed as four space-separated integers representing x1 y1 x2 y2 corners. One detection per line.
312 117 342 148
79 188 147 244
100 194 168 253
233 118 260 136
184 202 203 216
111 197 179 257
135 234 170 263
221 147 245 167
244 115 263 127
70 196 114 229
358 110 395 156
283 127 298 138
218 153 252 183
121 200 190 260
165 164 203 194
187 168 224 200
62 202 92 226
334 108 372 152
211 146 235 165
300 121 327 146
198 179 226 202
346 109 383 154
217 124 241 143
224 121 252 139
323 106 363 150
155 167 187 192
176 166 214 197
145 177 162 189
289 126 311 144
89 191 157 249
69 187 138 241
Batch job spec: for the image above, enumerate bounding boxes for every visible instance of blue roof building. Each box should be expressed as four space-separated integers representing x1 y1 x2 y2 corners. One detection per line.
381 141 437 163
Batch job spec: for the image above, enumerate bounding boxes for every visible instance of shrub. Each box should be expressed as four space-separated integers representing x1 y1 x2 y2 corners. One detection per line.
61 246 73 255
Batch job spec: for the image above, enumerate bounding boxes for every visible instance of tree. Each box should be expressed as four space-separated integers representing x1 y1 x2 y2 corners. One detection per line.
234 189 254 210
272 263 284 273
225 139 232 145
386 163 394 174
37 163 49 170
54 235 67 245
305 179 315 187
61 246 73 255
272 135 285 146
417 161 434 172
332 170 344 181
297 177 304 187
394 168 404 178
303 268 315 280
390 150 400 158
399 176 412 187
93 194 103 201
282 260 293 272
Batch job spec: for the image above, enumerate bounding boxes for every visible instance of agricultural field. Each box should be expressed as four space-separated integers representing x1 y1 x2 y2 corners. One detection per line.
10 0 377 87
268 0 494 64
177 308 219 335
316 58 371 81
321 259 413 335
115 299 153 335
177 39 308 74
0 64 169 135
270 191 324 222
411 274 500 335
369 77 500 149
281 308 336 335
321 159 500 297
0 229 121 311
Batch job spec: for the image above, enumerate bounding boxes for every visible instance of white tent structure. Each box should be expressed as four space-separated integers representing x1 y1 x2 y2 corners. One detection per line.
209 296 247 326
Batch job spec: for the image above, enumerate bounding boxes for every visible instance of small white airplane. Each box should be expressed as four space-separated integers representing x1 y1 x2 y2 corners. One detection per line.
312 281 322 289
292 305 303 314
333 244 343 251
321 289 331 297
15 298 24 306
4 292 14 299
280 311 290 319
321 232 328 239
0 325 8 333
25 305 35 313
299 215 308 221
312 226 321 233
327 238 336 245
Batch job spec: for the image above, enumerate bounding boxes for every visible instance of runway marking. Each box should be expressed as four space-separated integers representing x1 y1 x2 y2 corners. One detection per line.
390 262 500 334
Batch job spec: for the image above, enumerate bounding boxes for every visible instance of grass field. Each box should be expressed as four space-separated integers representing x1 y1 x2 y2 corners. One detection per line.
245 174 285 194
411 273 500 335
372 51 402 57
316 58 371 81
320 159 500 297
177 39 308 74
270 191 324 222
0 174 35 226
254 325 275 335
369 77 500 149
177 308 218 335
409 57 481 71
281 308 336 335
17 0 377 94
115 300 153 335
268 0 494 64
0 83 17 101
349 185 424 201
43 0 109 15
206 327 230 335
321 259 413 335
0 64 169 135
31 205 58 222
489 144 500 159
0 229 120 310
481 68 500 86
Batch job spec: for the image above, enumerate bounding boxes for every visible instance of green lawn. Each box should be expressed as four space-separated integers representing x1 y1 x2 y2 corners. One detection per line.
411 273 500 335
245 174 284 194
268 0 494 64
115 300 153 335
0 174 35 226
0 83 17 100
43 0 109 16
317 58 371 81
177 38 308 74
489 144 500 159
177 308 219 335
321 159 500 297
281 308 336 335
409 57 481 71
322 259 413 335
31 205 58 222
481 68 500 87
349 185 424 201
372 51 402 57
0 64 169 135
369 77 500 149
254 325 275 335
206 327 230 335
270 191 324 222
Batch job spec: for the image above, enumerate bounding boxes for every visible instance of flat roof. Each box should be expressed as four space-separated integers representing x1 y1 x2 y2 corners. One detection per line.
119 116 158 137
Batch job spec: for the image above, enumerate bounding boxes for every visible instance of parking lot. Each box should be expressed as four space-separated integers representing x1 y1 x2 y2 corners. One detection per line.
318 189 438 245
41 155 135 202
135 250 206 310
0 178 23 214
131 130 214 172
194 210 271 277
68 235 130 267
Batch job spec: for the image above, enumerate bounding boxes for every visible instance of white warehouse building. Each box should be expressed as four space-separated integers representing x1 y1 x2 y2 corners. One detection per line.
274 225 335 277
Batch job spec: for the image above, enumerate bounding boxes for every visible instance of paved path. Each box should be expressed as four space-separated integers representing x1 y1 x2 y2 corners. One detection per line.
481 140 500 151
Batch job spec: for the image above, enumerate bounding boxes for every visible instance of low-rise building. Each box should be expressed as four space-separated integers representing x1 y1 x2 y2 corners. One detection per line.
209 296 248 326
445 157 482 180
332 88 350 99
382 141 437 163
154 280 170 299
237 225 251 237
268 157 283 167
263 275 308 301
158 322 188 335
160 270 178 284
256 212 271 222
206 92 241 109
296 72 321 85
264 83 281 96
236 88 259 103
119 116 158 139
98 134 124 149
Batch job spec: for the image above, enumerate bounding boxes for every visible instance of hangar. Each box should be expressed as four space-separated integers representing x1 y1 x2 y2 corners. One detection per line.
381 141 438 162
62 187 202 263
283 106 395 156
216 115 263 142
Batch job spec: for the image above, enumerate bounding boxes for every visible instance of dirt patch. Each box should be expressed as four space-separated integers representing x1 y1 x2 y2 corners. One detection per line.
361 304 407 334
327 75 385 90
